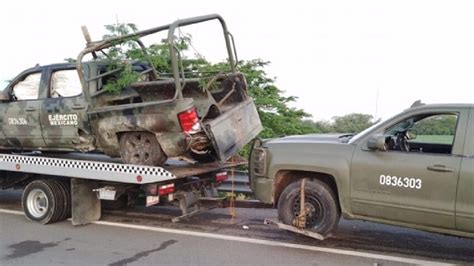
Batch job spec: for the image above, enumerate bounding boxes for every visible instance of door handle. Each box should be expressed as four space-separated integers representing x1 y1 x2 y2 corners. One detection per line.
426 164 454 173
71 105 85 110
25 107 36 112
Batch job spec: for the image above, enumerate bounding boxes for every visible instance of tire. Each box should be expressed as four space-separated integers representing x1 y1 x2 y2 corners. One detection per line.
278 179 340 236
52 179 71 221
22 179 65 224
119 132 167 166
190 150 216 163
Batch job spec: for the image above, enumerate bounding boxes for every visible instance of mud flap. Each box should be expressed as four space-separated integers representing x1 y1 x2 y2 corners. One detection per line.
71 178 101 225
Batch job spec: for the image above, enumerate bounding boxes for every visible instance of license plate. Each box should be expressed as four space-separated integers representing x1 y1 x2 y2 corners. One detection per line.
146 196 160 207
98 190 116 200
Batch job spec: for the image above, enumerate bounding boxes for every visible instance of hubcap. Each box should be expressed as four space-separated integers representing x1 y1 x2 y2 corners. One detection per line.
27 189 49 218
125 133 153 164
293 195 324 228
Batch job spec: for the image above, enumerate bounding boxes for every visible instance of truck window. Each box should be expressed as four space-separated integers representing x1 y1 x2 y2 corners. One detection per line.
385 113 458 154
51 70 82 98
12 72 41 100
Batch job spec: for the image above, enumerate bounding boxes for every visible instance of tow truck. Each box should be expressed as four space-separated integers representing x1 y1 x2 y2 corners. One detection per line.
0 151 244 225
0 14 262 226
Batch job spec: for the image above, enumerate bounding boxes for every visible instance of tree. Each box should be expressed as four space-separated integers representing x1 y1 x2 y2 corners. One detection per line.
96 23 317 140
239 60 317 138
81 22 380 155
412 115 457 135
331 113 378 133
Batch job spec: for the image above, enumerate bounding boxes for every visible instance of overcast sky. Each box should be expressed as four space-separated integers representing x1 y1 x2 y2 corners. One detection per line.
1 0 473 121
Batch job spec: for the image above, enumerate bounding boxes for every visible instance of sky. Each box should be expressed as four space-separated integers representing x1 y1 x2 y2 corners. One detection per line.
1 0 473 121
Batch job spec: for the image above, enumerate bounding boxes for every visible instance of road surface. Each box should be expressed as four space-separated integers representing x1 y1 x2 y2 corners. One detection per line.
1 190 473 265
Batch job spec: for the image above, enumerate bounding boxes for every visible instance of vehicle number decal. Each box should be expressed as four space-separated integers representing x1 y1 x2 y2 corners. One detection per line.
379 174 422 189
48 114 79 126
7 117 28 125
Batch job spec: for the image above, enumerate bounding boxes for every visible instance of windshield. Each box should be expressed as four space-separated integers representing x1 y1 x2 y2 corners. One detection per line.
347 119 384 144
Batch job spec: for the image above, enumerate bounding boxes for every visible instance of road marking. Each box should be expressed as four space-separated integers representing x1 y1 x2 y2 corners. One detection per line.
0 209 23 215
0 208 453 265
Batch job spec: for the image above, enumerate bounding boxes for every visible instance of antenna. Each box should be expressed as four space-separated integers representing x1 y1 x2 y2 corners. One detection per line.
375 88 379 120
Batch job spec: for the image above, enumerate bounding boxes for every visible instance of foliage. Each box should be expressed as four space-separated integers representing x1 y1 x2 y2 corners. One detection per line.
331 113 379 133
412 115 457 135
100 23 142 93
415 135 454 145
77 22 380 157
238 60 316 138
97 22 316 136
64 58 76 63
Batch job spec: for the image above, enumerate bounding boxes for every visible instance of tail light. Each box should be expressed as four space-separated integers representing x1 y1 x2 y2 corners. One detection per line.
159 183 175 196
178 107 200 133
215 171 228 182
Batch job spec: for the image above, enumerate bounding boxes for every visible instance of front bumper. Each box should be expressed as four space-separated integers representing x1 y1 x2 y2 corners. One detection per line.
252 177 274 204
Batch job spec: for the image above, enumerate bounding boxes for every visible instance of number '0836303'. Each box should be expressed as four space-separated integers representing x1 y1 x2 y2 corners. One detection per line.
379 174 422 189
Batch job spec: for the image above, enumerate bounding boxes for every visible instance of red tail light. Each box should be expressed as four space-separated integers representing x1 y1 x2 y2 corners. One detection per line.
178 107 199 133
216 171 228 182
159 183 175 196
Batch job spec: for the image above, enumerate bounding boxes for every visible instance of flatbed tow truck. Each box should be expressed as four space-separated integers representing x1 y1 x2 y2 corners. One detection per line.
0 152 243 225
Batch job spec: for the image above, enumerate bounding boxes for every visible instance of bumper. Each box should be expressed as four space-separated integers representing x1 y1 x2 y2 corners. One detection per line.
252 177 274 205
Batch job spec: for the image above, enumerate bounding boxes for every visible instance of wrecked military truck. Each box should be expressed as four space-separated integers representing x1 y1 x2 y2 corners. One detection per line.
0 14 262 166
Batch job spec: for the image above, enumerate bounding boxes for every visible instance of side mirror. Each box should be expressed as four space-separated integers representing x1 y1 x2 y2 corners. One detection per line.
367 134 387 151
0 90 10 102
406 129 417 140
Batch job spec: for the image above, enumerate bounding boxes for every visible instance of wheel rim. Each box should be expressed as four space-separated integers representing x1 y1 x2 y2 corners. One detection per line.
27 189 49 218
125 133 154 164
293 194 324 228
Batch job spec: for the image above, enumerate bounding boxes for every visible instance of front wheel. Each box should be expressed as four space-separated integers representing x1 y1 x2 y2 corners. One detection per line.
278 179 340 236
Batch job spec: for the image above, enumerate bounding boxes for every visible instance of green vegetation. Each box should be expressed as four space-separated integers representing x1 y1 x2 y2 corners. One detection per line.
95 22 335 136
73 22 381 156
413 135 454 145
412 114 457 135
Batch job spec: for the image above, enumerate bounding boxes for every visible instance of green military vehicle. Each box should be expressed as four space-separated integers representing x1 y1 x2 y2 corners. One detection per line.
250 102 473 238
0 14 262 166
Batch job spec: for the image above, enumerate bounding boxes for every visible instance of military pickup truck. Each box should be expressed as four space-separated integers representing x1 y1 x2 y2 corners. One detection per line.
0 14 262 166
250 102 473 238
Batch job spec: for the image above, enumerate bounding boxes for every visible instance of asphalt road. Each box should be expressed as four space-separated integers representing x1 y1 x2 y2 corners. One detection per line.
1 213 403 266
1 190 473 265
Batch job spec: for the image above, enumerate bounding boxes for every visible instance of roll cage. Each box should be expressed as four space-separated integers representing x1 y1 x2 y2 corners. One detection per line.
76 14 238 102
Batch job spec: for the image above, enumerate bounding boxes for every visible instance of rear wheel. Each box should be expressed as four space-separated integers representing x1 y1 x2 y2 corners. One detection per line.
52 179 71 221
119 132 167 166
22 179 67 224
278 179 340 236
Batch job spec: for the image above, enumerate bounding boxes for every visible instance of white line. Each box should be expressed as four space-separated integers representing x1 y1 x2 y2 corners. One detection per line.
0 209 23 215
0 208 454 265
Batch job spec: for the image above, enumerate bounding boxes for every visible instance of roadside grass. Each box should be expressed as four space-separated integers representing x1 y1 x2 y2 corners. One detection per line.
414 135 453 145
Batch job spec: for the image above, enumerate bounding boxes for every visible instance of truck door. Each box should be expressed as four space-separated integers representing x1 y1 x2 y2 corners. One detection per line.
0 70 46 148
456 107 474 233
351 109 468 230
40 68 89 148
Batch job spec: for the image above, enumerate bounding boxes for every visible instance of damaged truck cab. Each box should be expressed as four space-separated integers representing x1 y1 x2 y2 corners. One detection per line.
0 14 262 166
